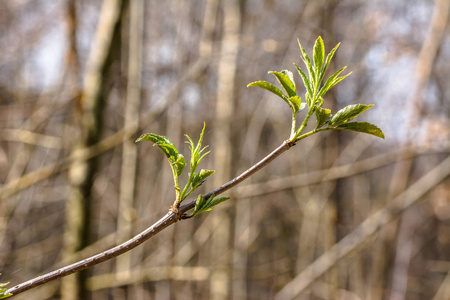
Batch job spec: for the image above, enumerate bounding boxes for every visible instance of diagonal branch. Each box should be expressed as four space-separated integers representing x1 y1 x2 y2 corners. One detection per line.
5 140 294 297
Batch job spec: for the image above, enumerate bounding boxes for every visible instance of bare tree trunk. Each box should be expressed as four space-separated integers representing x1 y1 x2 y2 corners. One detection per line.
62 1 126 299
115 0 143 286
211 1 241 299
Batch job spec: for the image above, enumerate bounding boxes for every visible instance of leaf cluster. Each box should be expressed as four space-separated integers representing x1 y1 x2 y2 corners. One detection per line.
248 36 384 140
321 104 384 138
135 133 186 178
0 275 11 299
181 124 215 200
186 193 230 218
136 123 224 212
136 36 384 219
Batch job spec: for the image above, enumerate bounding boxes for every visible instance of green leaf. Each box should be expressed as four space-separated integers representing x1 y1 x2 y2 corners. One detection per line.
173 154 186 177
319 42 340 83
315 106 331 129
192 169 215 189
136 133 179 163
189 193 231 218
331 122 385 139
185 135 196 168
317 96 324 107
197 147 210 166
186 123 209 169
0 277 11 299
329 72 352 90
288 95 302 113
297 39 316 84
318 66 347 97
329 104 374 126
269 71 296 98
305 94 313 108
294 63 313 98
206 196 230 208
192 194 207 215
247 81 287 100
281 69 295 87
313 36 325 77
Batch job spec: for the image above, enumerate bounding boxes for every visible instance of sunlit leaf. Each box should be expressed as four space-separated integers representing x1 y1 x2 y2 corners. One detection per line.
318 66 347 97
173 154 186 177
248 81 287 100
136 133 179 163
329 104 374 126
297 39 316 84
192 169 215 189
269 71 297 98
207 196 230 208
288 95 302 113
313 36 325 77
192 194 207 215
294 63 313 98
329 72 352 90
315 106 331 129
332 122 385 139
319 42 340 83
186 123 208 170
0 277 11 299
281 69 296 87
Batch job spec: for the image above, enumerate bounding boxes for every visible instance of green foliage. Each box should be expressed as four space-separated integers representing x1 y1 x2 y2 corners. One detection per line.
137 36 385 218
136 123 225 210
247 81 285 100
187 193 230 218
328 104 374 126
289 95 303 113
248 36 384 141
294 63 313 105
330 122 385 139
297 39 316 87
247 70 303 115
0 275 11 299
181 124 215 200
135 133 186 177
318 66 349 98
191 169 215 190
269 71 296 98
313 36 325 81
314 106 331 129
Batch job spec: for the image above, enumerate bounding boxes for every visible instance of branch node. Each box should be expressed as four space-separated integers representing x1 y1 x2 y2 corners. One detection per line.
169 205 183 221
285 139 296 149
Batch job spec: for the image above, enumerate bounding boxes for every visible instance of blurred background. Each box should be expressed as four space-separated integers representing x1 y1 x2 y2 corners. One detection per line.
0 0 449 299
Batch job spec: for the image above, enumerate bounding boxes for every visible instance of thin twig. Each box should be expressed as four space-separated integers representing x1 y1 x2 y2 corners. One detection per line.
5 212 177 296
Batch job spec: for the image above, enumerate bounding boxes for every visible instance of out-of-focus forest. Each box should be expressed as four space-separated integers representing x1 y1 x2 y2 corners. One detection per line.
0 0 449 299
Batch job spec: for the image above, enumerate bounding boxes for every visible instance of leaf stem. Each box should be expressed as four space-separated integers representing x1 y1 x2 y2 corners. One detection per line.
293 107 315 141
294 127 325 142
180 171 195 201
290 112 297 140
171 169 181 210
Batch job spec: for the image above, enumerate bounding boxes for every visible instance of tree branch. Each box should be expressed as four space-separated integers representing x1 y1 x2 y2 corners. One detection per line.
5 139 294 297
